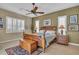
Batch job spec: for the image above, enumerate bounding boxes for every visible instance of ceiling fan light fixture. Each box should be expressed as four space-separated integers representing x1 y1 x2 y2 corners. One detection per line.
32 3 35 5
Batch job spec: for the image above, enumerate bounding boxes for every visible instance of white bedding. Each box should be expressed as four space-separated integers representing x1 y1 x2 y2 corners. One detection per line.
37 30 56 48
45 30 56 48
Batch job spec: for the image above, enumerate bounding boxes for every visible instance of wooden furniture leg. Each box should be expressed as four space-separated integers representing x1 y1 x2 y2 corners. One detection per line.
41 36 46 53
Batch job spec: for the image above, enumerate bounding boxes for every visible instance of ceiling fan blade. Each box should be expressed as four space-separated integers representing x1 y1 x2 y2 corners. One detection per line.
36 12 44 14
25 9 31 12
34 13 38 16
20 8 31 12
26 13 32 15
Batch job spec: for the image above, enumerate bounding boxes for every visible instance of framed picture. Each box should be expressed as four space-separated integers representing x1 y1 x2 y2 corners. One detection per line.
44 19 52 26
68 24 79 31
70 15 77 24
0 18 3 29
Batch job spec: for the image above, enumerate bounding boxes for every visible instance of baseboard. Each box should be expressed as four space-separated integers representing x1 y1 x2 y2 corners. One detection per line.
69 42 79 47
0 38 22 44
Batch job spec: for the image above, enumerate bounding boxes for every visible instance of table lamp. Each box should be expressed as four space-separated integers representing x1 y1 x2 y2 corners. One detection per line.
59 25 64 35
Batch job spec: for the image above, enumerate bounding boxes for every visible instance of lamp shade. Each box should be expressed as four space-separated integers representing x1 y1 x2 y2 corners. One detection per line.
59 25 64 29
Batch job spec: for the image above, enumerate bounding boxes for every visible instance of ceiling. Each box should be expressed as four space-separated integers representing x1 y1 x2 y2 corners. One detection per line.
0 3 79 17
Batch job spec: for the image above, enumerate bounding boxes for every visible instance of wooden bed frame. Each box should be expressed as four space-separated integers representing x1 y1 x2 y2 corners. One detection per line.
20 26 57 53
40 26 57 52
40 26 57 31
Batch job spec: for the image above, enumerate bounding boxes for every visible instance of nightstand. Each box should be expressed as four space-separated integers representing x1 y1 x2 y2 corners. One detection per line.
57 35 69 45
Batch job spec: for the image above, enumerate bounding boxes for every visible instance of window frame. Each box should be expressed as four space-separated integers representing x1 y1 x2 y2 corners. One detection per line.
6 16 25 33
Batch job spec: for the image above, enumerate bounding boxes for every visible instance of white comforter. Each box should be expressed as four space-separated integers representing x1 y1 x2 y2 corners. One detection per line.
45 31 56 48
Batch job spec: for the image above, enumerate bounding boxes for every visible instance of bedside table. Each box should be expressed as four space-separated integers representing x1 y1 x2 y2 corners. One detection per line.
57 35 69 45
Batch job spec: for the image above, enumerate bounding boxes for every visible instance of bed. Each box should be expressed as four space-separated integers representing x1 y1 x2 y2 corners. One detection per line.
38 26 57 48
45 30 56 47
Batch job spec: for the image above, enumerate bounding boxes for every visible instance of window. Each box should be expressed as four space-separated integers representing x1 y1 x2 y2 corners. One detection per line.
6 16 25 33
6 17 13 32
17 19 22 32
13 18 17 32
58 16 67 35
35 20 39 33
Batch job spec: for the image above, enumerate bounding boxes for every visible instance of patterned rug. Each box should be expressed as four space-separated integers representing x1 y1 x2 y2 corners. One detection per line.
5 46 43 55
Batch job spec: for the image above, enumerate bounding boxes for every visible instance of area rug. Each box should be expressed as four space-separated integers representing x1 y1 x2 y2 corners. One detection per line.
5 46 43 55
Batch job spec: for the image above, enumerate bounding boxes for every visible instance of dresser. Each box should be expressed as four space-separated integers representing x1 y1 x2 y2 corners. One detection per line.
57 35 69 45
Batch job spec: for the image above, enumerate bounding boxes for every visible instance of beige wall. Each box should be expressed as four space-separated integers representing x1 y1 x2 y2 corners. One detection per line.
0 8 32 43
33 6 79 44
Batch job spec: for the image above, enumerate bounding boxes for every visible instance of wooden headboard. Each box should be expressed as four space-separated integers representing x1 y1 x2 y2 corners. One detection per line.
40 26 57 31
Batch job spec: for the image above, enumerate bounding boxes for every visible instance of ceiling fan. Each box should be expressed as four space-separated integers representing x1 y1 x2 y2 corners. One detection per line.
22 3 44 16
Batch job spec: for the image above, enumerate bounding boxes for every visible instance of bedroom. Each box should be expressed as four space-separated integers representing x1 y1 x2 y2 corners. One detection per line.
0 3 79 55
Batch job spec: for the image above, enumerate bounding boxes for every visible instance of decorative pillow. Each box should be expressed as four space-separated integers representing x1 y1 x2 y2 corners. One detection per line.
38 30 45 37
46 30 56 34
39 30 45 33
45 30 56 37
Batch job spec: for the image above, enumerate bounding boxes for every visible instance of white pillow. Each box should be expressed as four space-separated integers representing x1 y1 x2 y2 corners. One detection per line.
45 31 56 37
39 30 45 33
45 30 56 34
